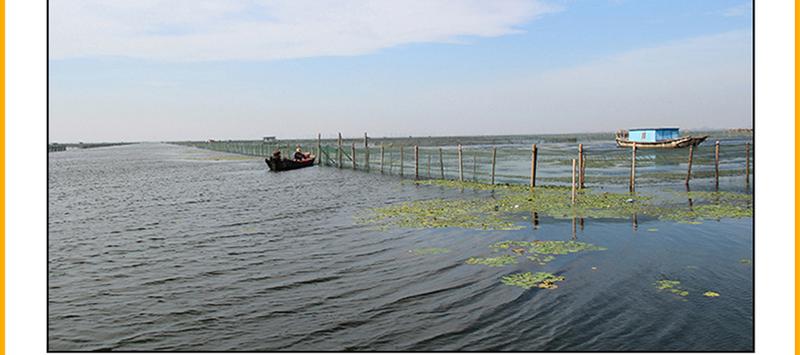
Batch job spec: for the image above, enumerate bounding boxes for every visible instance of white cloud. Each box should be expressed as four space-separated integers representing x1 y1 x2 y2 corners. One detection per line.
48 0 558 61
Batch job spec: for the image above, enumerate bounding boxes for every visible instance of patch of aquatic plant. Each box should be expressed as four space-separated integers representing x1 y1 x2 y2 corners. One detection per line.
501 272 565 289
739 258 752 265
655 279 689 297
683 191 752 203
528 240 607 255
360 198 521 230
410 247 450 256
527 254 556 265
703 291 720 297
465 255 518 267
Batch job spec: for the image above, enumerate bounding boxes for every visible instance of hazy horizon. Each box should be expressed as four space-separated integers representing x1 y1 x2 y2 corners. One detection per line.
49 0 753 143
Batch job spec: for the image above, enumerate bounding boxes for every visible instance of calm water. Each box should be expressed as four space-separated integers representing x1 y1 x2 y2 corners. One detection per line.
48 141 753 351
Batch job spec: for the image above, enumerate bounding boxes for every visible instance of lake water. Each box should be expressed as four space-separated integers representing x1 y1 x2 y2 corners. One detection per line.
48 140 753 351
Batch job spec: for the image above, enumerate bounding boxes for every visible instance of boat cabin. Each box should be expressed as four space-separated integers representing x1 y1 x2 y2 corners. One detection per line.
627 128 679 143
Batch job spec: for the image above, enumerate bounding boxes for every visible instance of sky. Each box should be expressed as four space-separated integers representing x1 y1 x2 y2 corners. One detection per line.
48 0 753 142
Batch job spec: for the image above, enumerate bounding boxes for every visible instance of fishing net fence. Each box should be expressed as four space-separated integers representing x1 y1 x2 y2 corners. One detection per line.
171 132 752 188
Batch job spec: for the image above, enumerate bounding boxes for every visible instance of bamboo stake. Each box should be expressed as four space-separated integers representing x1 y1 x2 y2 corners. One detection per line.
439 148 444 179
714 141 720 189
457 144 464 181
530 144 537 188
580 146 586 188
490 147 497 185
414 145 420 180
351 143 356 170
337 133 343 168
380 145 385 173
364 133 369 171
629 143 636 192
685 144 694 185
745 142 750 184
578 144 584 189
400 146 404 177
317 133 321 165
571 158 577 204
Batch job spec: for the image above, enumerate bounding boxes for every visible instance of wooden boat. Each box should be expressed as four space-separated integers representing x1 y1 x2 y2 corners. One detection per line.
615 129 708 149
265 155 316 171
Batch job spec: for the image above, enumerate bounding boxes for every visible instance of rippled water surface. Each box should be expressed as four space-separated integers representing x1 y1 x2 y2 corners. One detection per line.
49 142 753 351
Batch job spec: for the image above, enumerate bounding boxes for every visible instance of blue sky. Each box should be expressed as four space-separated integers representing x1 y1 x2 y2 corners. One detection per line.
48 0 753 142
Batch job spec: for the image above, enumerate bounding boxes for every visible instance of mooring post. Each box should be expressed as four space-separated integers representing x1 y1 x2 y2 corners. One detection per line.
629 143 636 192
490 147 497 185
400 145 404 177
414 145 420 180
714 141 720 189
351 143 357 170
578 144 584 189
457 144 464 182
685 144 694 185
571 158 577 204
530 144 537 189
364 133 370 171
337 133 343 169
439 148 444 179
380 145 385 173
745 142 750 184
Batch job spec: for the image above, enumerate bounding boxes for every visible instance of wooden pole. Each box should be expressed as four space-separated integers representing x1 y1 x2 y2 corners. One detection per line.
439 148 444 179
400 146 404 177
578 144 584 189
571 158 577 204
530 144 537 188
490 147 497 185
351 143 357 170
714 141 720 188
745 142 750 184
580 145 586 188
337 133 343 168
457 144 464 181
414 145 420 180
380 145 385 173
317 133 322 165
629 143 636 192
364 133 370 171
685 144 694 185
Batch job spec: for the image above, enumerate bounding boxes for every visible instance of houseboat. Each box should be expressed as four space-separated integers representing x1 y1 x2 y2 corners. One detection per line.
615 128 708 149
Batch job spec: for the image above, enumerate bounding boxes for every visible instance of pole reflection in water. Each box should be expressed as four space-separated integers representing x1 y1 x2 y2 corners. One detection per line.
632 213 638 231
531 211 539 230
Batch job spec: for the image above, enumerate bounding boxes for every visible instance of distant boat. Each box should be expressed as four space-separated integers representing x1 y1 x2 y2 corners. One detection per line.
265 154 316 172
615 128 708 149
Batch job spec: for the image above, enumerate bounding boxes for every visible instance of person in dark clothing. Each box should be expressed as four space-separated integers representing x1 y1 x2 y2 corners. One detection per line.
293 146 306 161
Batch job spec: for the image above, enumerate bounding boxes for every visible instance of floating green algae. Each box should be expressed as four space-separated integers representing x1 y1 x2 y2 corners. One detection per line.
360 198 520 230
501 272 565 289
647 228 658 232
465 255 518 267
527 240 608 255
410 247 450 256
655 279 689 297
703 291 720 297
527 254 556 265
361 180 751 231
739 258 752 265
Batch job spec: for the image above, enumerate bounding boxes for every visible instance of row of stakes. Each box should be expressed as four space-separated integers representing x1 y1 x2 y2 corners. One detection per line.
317 133 752 203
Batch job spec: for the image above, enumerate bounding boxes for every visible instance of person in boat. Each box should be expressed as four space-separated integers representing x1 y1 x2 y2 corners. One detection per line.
272 149 282 161
293 146 306 161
